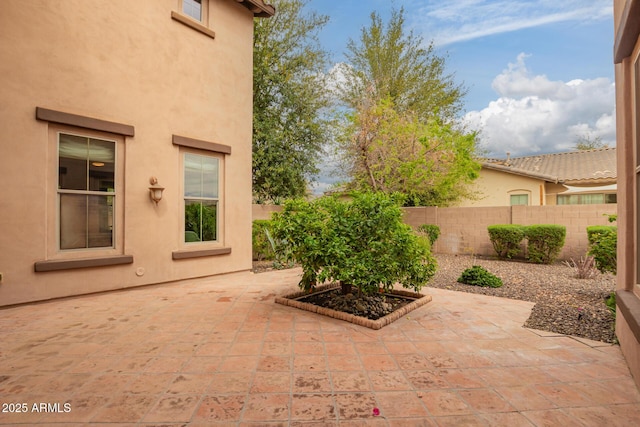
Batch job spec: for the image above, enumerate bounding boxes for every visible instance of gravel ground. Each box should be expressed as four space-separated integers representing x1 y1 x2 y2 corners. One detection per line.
427 254 617 343
254 253 617 343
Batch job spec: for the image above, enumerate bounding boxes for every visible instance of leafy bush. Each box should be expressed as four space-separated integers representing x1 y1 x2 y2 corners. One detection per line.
487 224 526 259
606 291 616 319
587 225 617 274
417 224 440 246
270 191 437 294
525 224 566 264
252 220 275 261
457 265 503 288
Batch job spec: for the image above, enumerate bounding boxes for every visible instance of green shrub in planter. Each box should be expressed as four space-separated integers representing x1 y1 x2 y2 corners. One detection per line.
457 265 503 288
252 220 275 261
525 224 566 264
487 224 526 259
417 224 440 246
587 225 617 274
270 191 437 294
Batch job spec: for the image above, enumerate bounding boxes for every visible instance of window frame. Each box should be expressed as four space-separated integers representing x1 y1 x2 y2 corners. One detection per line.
57 131 118 251
183 152 220 244
171 0 215 40
509 194 529 206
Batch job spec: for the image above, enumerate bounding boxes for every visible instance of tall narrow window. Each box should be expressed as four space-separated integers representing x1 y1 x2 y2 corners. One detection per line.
183 0 202 21
58 133 116 249
184 153 219 242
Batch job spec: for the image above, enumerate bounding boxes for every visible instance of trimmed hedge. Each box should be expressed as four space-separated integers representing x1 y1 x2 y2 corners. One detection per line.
586 225 617 274
417 224 440 246
487 224 526 259
525 224 566 264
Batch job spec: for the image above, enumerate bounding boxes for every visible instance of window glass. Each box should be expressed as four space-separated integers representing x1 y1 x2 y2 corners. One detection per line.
510 194 528 206
183 0 202 21
184 153 219 242
58 133 115 250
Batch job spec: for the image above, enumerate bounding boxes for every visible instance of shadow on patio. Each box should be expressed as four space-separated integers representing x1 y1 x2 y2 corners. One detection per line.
1 267 639 425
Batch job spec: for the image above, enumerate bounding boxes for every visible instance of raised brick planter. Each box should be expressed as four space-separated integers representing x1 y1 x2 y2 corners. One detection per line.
275 283 432 330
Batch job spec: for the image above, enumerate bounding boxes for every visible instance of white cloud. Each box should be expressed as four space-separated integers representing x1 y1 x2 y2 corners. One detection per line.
463 54 615 156
414 0 612 46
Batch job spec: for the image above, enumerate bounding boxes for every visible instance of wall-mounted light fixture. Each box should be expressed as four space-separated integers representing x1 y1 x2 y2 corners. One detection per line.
149 177 165 204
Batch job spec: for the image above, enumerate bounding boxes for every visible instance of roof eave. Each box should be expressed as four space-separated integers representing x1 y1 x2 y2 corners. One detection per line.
236 0 275 17
481 163 560 183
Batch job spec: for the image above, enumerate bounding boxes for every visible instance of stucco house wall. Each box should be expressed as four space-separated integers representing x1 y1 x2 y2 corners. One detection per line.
613 0 640 389
457 168 545 207
0 0 273 306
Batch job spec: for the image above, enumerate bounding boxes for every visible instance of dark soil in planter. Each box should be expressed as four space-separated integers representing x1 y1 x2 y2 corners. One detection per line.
297 288 414 320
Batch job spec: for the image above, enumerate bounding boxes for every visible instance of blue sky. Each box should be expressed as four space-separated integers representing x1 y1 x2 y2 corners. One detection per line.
305 0 615 163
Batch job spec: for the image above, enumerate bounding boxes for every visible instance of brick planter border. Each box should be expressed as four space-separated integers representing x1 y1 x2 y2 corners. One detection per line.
275 283 432 330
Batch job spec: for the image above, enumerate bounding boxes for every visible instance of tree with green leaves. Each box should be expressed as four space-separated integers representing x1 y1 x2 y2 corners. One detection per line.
252 0 332 203
574 133 607 151
333 7 479 206
335 7 466 122
345 96 480 206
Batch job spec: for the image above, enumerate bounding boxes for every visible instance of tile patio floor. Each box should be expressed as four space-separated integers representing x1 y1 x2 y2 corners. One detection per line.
1 267 639 426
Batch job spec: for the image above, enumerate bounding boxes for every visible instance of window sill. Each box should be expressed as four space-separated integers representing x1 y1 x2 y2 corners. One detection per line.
171 11 215 39
35 255 133 272
172 247 231 260
617 290 640 344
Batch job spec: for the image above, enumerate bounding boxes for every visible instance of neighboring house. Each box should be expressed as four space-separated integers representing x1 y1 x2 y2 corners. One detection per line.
457 148 617 207
0 0 274 306
613 0 640 389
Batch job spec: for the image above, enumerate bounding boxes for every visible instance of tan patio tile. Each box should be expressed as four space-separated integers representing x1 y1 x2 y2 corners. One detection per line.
142 394 200 423
44 395 110 423
217 355 259 372
403 370 450 389
66 356 119 374
206 372 253 393
333 392 377 420
480 411 537 426
367 370 413 391
264 331 294 342
0 374 51 395
521 409 586 427
195 342 231 357
293 372 332 393
290 393 337 421
418 390 472 416
293 341 325 355
450 351 497 368
142 356 187 373
360 354 398 371
294 331 323 342
384 340 418 354
330 371 371 392
165 373 213 395
425 354 458 369
241 393 290 422
374 391 429 418
193 394 245 423
227 341 262 356
325 341 357 355
532 383 595 407
257 355 291 372
387 418 438 426
355 341 390 355
293 355 327 371
322 331 353 342
261 341 292 356
125 372 174 394
181 356 223 373
235 331 266 342
458 388 516 413
91 394 157 422
77 373 136 395
494 385 557 411
393 353 433 371
250 371 291 393
438 368 487 389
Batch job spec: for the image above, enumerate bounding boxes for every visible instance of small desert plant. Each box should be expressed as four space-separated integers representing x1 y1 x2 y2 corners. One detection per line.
605 291 616 319
487 224 526 259
417 224 440 246
525 224 566 264
252 220 275 261
457 265 503 288
563 255 598 279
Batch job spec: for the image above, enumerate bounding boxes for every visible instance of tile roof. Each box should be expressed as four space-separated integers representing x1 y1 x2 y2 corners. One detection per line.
482 147 617 185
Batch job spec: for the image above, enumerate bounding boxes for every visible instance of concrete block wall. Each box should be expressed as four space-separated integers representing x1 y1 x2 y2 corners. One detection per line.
253 204 617 260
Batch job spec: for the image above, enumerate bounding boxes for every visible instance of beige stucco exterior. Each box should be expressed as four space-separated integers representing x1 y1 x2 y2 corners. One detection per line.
459 167 616 207
613 0 640 389
0 0 271 306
